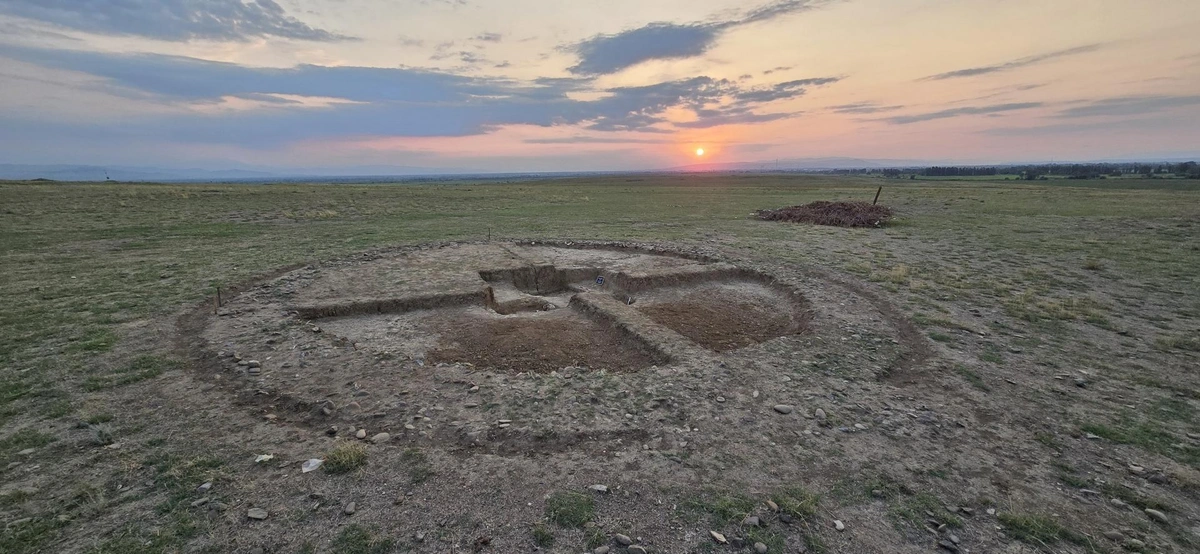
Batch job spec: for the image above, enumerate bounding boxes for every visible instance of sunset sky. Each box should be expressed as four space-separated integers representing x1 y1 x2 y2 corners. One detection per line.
1 0 1198 172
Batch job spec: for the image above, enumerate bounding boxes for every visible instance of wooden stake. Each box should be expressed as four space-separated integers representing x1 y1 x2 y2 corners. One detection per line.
873 186 882 205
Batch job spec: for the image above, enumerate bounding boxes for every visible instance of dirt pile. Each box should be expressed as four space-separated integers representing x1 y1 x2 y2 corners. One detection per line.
755 201 893 227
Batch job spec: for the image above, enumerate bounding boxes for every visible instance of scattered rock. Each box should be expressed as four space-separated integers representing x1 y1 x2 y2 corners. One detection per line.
742 515 760 527
197 482 212 492
190 497 210 507
326 426 338 436
815 408 827 421
344 502 356 515
834 519 845 531
247 360 262 368
247 508 268 520
710 530 727 543
17 448 35 456
1125 538 1146 550
628 546 647 554
370 432 390 444
1144 508 1168 524
1148 472 1168 484
355 429 367 439
779 513 796 524
1073 377 1086 388
986 508 996 516
938 540 959 552
1128 464 1145 475
754 542 768 553
593 547 610 554
589 484 609 494
766 500 779 512
615 533 633 546
1103 530 1124 541
773 404 794 414
1111 498 1128 508
948 533 960 544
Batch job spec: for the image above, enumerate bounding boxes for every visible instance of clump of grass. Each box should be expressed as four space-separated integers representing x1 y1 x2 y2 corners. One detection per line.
89 423 115 446
531 524 554 547
82 355 177 392
330 524 393 554
324 441 368 474
1082 419 1200 467
998 512 1094 548
0 428 55 463
545 491 594 528
584 527 607 549
772 486 819 519
1083 259 1104 271
952 364 989 391
1155 333 1200 352
67 328 118 353
679 491 756 524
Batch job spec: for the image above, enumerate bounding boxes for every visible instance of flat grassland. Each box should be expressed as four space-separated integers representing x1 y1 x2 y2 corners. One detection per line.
1 174 1198 553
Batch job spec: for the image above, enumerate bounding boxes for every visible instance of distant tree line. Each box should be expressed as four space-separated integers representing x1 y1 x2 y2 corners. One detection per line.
847 161 1199 180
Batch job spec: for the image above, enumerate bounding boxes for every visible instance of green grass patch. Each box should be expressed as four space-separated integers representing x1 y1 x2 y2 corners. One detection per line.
66 328 118 353
771 486 820 520
400 448 433 484
330 524 394 554
998 512 1095 549
0 428 55 463
82 355 178 392
1082 418 1200 468
952 364 989 391
531 524 554 547
889 493 962 530
545 491 594 528
678 491 756 524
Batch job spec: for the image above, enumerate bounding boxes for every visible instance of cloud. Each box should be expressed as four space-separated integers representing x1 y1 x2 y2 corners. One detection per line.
0 0 351 42
885 102 1043 124
0 44 830 145
1055 95 1200 118
923 44 1102 80
674 112 795 128
763 66 791 75
523 136 669 144
828 102 903 114
473 32 503 42
567 0 827 75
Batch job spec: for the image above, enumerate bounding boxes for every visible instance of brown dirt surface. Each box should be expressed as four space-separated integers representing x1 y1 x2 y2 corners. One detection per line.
756 200 894 227
426 309 662 373
636 285 807 352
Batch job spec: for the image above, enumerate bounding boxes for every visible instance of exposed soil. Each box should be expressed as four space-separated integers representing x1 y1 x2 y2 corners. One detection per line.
426 308 663 373
756 200 894 227
636 282 808 352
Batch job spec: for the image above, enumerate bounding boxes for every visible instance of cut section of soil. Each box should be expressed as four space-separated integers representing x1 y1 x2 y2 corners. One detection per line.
636 283 807 352
427 309 663 373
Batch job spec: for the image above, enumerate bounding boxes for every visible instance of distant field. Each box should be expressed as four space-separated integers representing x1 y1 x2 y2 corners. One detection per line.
1 174 1198 553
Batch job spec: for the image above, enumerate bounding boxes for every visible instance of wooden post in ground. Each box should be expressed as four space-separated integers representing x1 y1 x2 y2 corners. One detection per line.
873 186 882 205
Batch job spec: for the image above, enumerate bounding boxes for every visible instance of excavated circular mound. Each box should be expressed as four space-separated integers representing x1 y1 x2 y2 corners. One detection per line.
184 241 926 456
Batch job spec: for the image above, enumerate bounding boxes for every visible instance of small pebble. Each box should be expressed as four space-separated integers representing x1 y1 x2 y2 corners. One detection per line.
344 502 356 515
834 520 845 531
754 542 768 554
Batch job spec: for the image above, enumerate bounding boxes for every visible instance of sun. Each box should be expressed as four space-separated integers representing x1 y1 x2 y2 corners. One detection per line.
695 147 705 157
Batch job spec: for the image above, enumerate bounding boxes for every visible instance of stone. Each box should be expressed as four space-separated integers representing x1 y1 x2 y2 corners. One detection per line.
1125 538 1146 549
779 513 796 524
949 533 960 544
355 429 367 439
589 484 609 494
17 448 35 456
615 534 633 546
815 408 827 421
190 497 210 507
1148 473 1168 484
710 530 727 543
742 515 760 527
986 508 996 515
247 360 261 368
834 519 845 531
247 508 268 520
1103 530 1124 541
937 540 959 552
1145 508 1168 524
593 547 611 554
628 547 647 554
344 502 356 515
773 404 794 414
755 542 769 553
197 482 213 492
1111 498 1128 508
370 432 390 444
1128 464 1145 475
766 500 779 511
